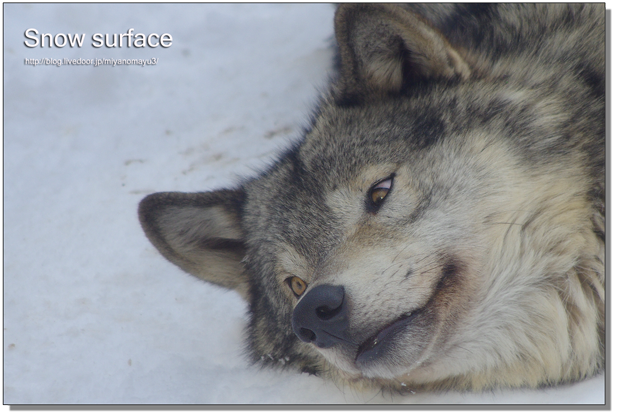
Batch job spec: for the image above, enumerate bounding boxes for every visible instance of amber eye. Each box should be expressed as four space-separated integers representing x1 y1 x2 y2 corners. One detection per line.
369 176 393 208
287 276 307 297
371 186 389 204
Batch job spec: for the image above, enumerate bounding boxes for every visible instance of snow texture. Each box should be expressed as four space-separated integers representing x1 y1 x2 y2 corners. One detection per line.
3 3 606 405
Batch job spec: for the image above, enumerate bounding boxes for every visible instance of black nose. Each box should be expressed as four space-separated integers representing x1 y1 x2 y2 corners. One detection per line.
291 284 348 349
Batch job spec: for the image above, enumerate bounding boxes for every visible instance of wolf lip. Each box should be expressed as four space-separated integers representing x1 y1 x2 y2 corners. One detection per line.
355 309 419 365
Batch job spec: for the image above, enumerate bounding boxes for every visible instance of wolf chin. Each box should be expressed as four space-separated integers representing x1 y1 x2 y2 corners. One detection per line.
139 4 605 391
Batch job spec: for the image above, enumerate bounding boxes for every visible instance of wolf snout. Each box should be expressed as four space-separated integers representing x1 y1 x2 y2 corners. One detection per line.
291 284 349 349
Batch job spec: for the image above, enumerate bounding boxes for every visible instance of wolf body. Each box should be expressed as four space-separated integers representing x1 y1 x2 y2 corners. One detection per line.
139 4 605 391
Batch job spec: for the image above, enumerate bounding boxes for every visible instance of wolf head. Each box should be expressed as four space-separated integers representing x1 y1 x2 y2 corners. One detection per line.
139 4 604 391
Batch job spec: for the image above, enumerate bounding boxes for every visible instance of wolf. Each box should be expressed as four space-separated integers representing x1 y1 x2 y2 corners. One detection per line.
139 4 605 391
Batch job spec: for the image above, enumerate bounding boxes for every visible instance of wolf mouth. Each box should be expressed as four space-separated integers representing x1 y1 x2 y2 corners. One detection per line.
355 309 420 366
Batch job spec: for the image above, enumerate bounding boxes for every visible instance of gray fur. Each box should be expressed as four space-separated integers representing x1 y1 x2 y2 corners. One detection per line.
139 4 605 391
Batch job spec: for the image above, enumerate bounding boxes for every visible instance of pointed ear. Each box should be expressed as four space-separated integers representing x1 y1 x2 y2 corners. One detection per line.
138 189 250 301
334 3 471 103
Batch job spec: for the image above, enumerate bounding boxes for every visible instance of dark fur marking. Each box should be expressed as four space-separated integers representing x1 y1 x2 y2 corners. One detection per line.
575 62 605 98
198 238 245 253
435 259 460 292
411 114 446 149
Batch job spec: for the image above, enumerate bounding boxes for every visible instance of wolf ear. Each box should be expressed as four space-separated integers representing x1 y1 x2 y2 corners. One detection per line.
138 189 250 301
334 3 471 102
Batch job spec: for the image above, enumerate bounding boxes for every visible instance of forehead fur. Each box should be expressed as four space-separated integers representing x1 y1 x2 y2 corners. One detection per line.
297 97 447 182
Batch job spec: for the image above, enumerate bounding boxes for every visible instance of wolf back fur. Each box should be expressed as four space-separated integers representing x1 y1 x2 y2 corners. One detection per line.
139 4 605 391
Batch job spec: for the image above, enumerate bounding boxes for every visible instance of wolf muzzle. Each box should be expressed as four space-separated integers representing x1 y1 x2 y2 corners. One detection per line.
291 285 348 349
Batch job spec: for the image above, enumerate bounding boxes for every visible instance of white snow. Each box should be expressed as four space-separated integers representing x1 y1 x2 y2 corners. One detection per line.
3 3 608 405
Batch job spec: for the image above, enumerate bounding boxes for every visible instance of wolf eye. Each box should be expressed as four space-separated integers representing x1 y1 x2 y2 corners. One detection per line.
286 276 307 297
368 176 394 208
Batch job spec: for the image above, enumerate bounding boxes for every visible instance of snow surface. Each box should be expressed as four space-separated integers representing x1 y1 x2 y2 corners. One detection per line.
3 3 607 405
